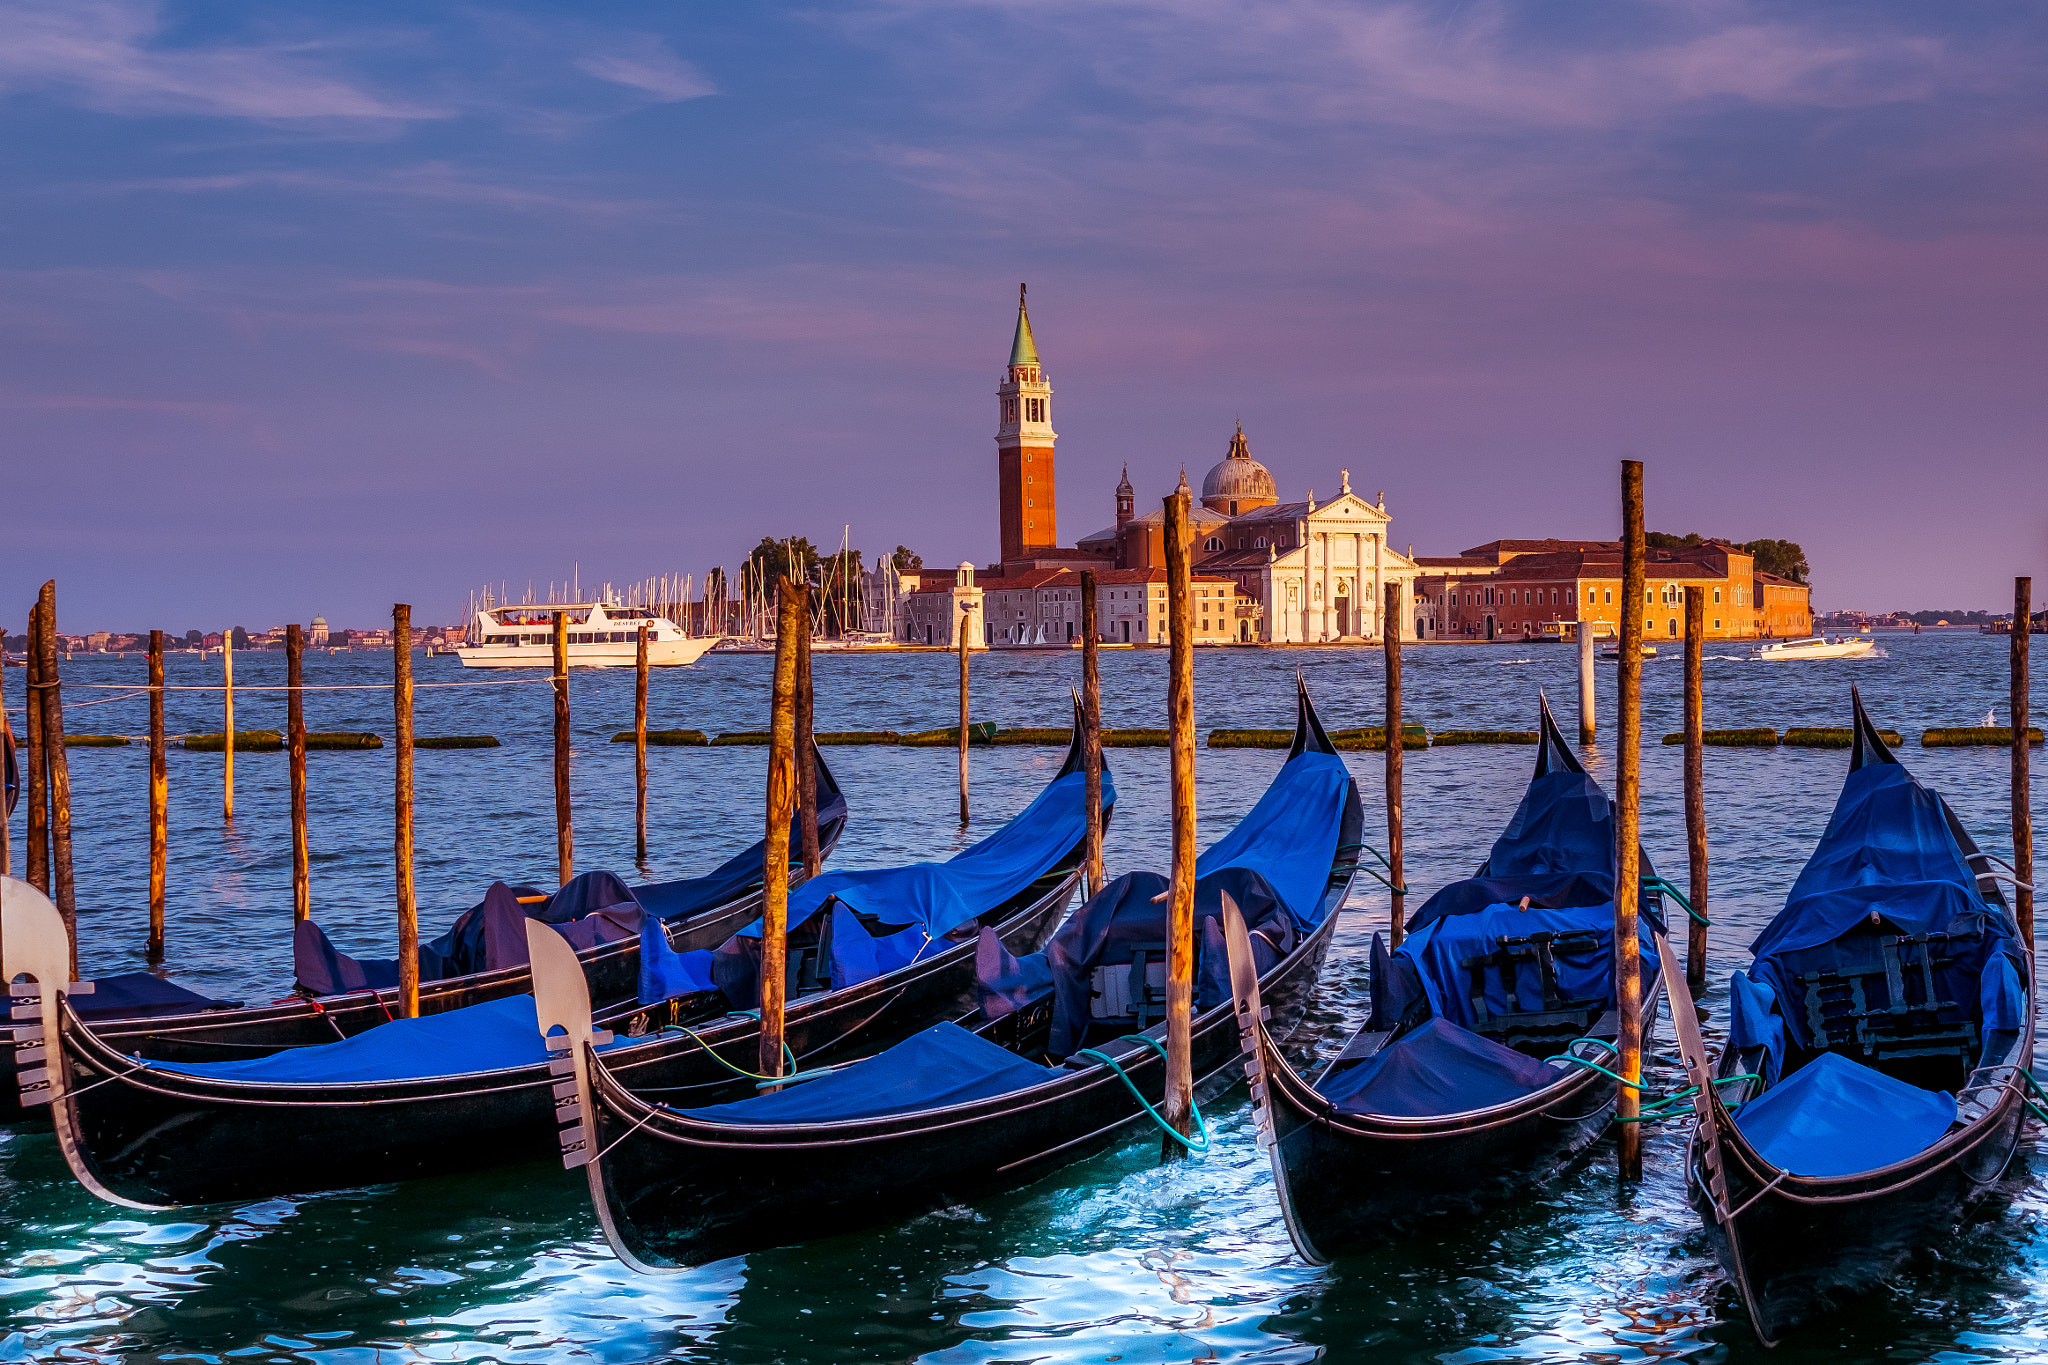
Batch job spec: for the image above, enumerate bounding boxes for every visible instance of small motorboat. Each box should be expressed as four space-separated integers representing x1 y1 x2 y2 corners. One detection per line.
1600 644 1657 660
1752 634 1875 661
456 599 718 669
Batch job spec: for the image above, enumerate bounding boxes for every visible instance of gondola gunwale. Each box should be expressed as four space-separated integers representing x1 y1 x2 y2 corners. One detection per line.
1244 693 1669 1260
1680 687 2034 1346
566 680 1360 1269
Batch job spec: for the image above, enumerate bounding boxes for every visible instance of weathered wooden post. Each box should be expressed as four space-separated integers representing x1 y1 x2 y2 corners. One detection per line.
0 643 10 881
1385 582 1407 948
2016 577 2034 949
148 630 168 961
1578 609 1597 748
1080 569 1104 898
635 623 651 862
222 626 235 821
394 605 419 1018
1162 478 1197 1154
958 596 973 826
287 623 311 923
797 600 821 879
24 600 49 894
1683 587 1708 990
760 577 803 1080
36 583 77 976
1615 462 1646 1180
553 610 572 886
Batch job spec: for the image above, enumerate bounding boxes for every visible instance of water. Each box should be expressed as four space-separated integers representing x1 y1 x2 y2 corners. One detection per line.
3 630 2043 1363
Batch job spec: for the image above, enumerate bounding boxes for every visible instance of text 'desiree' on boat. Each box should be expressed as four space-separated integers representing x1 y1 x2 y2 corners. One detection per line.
22 707 1105 1208
0 748 849 1127
1227 694 1670 1258
535 679 1360 1272
1664 687 2031 1346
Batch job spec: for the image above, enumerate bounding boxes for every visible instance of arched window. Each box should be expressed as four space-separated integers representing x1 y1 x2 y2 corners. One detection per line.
1254 537 1267 549
1204 536 1222 552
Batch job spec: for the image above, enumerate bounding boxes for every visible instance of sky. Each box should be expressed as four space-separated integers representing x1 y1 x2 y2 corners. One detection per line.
2 0 2044 630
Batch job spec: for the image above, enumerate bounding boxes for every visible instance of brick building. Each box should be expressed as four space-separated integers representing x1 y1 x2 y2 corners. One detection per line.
1414 539 1813 641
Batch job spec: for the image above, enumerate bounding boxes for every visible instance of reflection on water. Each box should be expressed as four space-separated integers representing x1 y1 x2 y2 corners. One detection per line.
4 631 2043 1362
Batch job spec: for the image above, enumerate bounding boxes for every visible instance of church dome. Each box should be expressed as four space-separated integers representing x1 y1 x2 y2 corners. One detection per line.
1201 423 1277 514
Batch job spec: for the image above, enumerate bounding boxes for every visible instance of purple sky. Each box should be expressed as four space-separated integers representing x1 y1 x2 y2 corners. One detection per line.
2 0 2043 630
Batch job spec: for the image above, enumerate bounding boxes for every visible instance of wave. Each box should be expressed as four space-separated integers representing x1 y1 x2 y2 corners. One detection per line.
1495 658 1537 666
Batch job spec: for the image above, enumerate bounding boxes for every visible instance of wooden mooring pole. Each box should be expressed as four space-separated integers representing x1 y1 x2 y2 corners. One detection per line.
2016 576 2034 950
1615 462 1646 1180
1385 582 1407 948
1080 570 1104 898
148 630 168 961
797 608 820 880
1683 588 1708 991
24 598 48 894
1162 478 1197 1155
36 584 78 976
553 610 572 887
760 577 803 1080
635 624 650 863
958 597 973 827
1578 612 1597 748
222 626 234 821
394 605 418 1018
288 623 310 923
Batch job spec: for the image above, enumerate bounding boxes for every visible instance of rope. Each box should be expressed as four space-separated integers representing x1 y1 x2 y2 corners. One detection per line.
79 677 560 693
1073 1034 1211 1153
1642 876 1710 927
2013 1068 2048 1126
660 1021 797 1082
1357 864 1408 897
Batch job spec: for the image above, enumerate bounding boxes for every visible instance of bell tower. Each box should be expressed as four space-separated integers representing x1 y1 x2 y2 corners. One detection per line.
996 283 1056 564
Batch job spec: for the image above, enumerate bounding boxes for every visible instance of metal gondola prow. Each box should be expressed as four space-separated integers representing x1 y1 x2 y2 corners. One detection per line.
1534 692 1587 779
1848 686 1900 771
1288 674 1339 760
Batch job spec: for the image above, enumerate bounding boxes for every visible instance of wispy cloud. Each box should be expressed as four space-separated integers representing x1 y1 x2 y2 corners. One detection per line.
77 162 656 219
575 35 715 103
0 0 442 122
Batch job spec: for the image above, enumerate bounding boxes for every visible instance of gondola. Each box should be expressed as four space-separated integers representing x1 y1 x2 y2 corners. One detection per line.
13 709 1107 1208
1 746 850 1126
1227 697 1670 1257
538 680 1361 1271
1664 690 2033 1346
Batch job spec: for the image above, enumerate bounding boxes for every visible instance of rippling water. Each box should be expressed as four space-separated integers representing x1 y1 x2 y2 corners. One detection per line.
4 631 2043 1363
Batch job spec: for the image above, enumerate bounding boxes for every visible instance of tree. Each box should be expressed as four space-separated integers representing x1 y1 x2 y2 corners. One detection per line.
184 630 203 647
892 545 923 572
1647 531 1809 584
230 626 249 650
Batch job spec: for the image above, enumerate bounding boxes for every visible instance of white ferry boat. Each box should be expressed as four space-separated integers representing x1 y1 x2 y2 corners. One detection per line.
1752 633 1876 661
455 602 719 669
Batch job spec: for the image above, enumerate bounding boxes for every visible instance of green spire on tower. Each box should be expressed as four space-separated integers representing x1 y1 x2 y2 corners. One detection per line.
1009 282 1040 368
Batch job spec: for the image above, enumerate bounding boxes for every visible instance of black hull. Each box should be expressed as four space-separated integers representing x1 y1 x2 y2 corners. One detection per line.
44 868 1074 1209
2 805 849 1126
589 900 1341 1269
1687 1061 2031 1344
1258 986 1665 1258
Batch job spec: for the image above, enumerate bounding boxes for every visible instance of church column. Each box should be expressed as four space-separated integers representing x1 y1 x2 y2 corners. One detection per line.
1371 533 1382 640
1319 533 1333 641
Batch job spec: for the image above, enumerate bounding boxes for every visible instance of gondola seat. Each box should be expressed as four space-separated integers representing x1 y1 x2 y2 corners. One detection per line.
1459 926 1608 1052
1785 927 1981 1070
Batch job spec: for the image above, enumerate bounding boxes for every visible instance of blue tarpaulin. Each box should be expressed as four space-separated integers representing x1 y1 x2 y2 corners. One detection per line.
639 915 718 1003
73 972 240 1021
631 769 848 923
1193 750 1350 930
1482 768 1615 879
673 1023 1057 1126
1733 1050 1956 1177
1727 971 1787 1085
150 995 605 1084
1395 901 1657 1031
1318 1016 1563 1117
1405 870 1619 934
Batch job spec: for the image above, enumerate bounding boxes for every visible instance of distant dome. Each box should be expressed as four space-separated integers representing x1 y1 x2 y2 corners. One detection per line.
1201 424 1277 513
311 616 328 626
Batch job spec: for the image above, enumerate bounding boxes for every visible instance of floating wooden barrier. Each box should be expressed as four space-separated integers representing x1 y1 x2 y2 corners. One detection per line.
1331 725 1430 750
1784 726 1903 748
416 735 500 749
816 731 902 745
991 727 1073 746
1661 728 1778 746
1103 727 1170 748
1206 728 1289 748
1431 729 1538 746
614 729 707 746
305 731 383 750
63 734 130 747
1923 726 2044 747
183 730 283 752
903 723 999 747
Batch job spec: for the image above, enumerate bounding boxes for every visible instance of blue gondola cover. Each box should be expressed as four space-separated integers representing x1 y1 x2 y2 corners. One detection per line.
1318 1017 1562 1117
673 1023 1057 1126
1193 750 1349 930
1732 1050 1957 1177
72 972 240 1020
1396 902 1658 1031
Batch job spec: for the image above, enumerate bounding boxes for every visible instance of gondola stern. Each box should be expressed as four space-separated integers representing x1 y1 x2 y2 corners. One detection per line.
1289 676 1339 759
1534 693 1587 778
1848 687 1900 771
